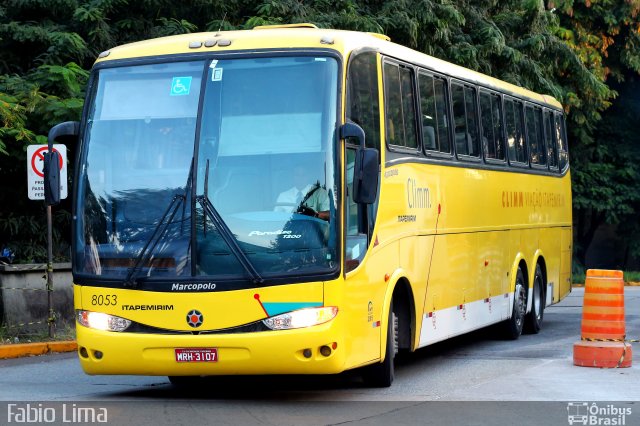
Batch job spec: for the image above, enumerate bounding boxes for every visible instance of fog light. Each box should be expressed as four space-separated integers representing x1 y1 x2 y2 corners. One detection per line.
79 347 88 358
303 348 312 358
94 351 103 360
320 345 331 357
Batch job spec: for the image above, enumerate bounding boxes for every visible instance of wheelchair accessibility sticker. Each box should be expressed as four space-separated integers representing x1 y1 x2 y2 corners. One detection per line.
170 76 192 96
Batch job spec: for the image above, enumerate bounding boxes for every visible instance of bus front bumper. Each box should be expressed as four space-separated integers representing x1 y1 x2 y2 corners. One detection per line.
76 321 346 376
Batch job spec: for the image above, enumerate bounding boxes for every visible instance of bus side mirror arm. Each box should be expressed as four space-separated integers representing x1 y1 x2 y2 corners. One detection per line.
44 121 79 206
340 123 379 205
340 122 366 148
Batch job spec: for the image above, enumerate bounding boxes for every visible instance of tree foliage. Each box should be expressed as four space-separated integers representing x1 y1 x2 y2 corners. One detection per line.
550 0 640 266
0 0 638 266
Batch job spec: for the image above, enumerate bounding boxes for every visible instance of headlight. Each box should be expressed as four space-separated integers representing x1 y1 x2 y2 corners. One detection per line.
77 310 131 332
262 306 338 330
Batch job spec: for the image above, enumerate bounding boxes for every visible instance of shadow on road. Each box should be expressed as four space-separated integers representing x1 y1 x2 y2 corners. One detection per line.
109 310 581 400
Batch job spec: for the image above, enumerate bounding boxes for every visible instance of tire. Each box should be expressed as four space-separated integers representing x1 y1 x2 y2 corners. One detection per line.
524 264 545 334
362 305 397 387
503 267 526 340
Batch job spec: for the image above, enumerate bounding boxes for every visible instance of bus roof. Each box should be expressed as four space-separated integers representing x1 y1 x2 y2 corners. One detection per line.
96 25 563 110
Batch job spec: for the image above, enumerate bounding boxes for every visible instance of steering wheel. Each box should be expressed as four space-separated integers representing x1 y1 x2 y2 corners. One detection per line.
296 204 318 217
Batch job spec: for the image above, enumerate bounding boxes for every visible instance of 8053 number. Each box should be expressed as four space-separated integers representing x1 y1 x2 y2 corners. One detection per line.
91 294 117 306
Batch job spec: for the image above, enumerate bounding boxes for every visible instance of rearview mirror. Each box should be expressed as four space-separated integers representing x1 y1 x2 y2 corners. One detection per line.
340 122 366 147
43 151 61 205
353 147 379 204
44 121 79 206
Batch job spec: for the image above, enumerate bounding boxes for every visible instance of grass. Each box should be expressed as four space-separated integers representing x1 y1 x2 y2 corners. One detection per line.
626 271 640 282
0 321 75 345
572 271 586 285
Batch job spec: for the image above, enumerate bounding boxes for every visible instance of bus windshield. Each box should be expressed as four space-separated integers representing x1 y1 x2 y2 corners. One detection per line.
75 56 340 286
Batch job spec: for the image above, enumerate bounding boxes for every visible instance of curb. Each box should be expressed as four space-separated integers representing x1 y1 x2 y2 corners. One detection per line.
0 341 77 360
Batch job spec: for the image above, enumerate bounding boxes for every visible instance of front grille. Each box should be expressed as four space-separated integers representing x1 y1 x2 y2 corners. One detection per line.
125 320 271 335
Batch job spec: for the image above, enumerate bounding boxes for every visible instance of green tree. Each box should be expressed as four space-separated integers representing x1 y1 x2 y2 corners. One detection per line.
551 0 640 266
0 0 638 269
0 62 87 261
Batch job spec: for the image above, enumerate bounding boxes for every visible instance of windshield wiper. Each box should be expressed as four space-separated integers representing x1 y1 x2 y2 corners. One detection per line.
197 195 264 285
124 194 186 287
197 160 263 285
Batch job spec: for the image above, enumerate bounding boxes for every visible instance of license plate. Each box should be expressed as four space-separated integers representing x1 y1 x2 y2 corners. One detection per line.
174 348 218 363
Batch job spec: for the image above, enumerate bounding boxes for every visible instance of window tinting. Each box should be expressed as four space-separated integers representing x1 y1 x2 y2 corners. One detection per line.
480 91 504 161
346 51 381 248
400 67 418 148
434 78 451 153
419 72 451 153
347 51 381 151
505 98 526 163
384 62 418 149
544 110 558 168
526 105 546 166
556 113 569 171
451 83 480 157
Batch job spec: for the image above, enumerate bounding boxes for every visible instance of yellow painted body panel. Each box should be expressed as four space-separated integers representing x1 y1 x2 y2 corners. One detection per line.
77 26 571 377
369 161 571 349
76 282 346 374
77 313 346 376
96 28 562 109
78 282 322 331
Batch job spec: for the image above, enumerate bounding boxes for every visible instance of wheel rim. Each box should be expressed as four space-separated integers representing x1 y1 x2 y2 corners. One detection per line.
515 281 526 328
392 312 399 357
533 275 542 320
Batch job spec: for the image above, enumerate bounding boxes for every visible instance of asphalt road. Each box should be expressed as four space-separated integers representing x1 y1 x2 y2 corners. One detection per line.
1 287 639 425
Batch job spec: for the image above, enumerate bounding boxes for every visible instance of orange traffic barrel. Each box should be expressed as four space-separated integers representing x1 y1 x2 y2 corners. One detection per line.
573 269 632 368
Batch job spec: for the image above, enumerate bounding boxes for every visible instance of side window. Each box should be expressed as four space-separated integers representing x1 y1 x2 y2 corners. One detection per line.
346 51 381 152
383 62 418 149
345 148 366 271
526 105 546 166
418 72 451 153
346 52 382 272
505 98 526 164
544 110 558 169
480 91 505 161
400 67 418 148
556 113 569 171
434 78 451 154
451 82 480 157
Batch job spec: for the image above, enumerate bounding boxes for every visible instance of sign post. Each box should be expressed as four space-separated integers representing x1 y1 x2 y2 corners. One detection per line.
46 203 54 338
27 144 68 338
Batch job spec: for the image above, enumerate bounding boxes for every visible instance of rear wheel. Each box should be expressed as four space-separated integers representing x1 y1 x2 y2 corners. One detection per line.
525 264 545 334
503 267 526 340
362 305 398 387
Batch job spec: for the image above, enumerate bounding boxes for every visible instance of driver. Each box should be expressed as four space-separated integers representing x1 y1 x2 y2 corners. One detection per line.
275 166 330 221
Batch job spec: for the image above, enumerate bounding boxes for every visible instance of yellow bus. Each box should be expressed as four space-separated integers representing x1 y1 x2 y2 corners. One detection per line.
48 24 571 387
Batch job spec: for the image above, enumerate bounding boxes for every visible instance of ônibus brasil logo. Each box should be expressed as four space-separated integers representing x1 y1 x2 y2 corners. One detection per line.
186 309 203 328
567 402 632 425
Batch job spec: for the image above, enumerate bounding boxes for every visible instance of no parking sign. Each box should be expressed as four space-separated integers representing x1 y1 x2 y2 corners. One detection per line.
27 144 68 200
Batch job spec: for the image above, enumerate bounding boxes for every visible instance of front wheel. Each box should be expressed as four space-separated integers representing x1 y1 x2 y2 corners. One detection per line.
503 267 526 340
525 264 545 334
362 306 398 387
